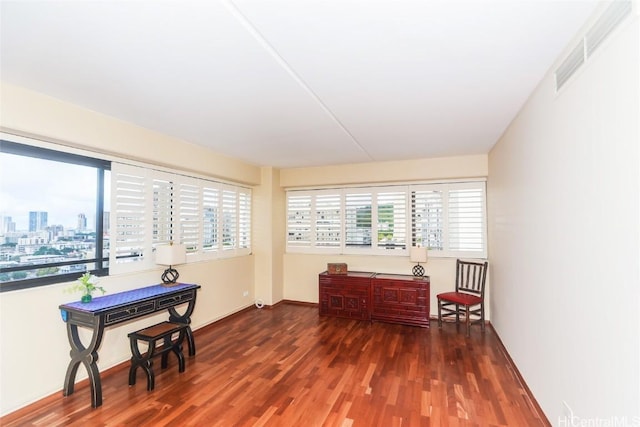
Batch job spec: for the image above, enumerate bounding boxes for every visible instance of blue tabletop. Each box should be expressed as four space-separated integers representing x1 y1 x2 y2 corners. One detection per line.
59 283 200 314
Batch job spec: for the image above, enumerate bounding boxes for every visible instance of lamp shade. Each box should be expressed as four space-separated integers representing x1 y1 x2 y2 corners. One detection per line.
155 244 186 266
410 246 428 263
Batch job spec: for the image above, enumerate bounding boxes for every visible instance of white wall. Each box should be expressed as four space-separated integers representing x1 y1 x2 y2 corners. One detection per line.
488 7 639 423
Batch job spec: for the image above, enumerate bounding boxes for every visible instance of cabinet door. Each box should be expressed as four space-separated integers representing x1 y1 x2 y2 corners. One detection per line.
319 274 371 320
371 278 429 327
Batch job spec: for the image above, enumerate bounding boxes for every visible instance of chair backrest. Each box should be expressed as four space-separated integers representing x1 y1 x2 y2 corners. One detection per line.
455 259 488 297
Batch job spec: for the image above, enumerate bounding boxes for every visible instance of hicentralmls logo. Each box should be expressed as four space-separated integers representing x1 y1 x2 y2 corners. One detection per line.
558 415 640 427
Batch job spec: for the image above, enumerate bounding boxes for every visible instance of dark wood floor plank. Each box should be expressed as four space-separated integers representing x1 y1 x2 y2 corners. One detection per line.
1 303 549 426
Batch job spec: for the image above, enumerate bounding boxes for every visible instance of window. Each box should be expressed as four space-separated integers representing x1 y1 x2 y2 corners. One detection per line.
376 189 407 251
345 191 372 249
0 138 252 291
111 163 251 275
411 182 486 257
0 140 110 292
343 187 407 253
286 181 486 258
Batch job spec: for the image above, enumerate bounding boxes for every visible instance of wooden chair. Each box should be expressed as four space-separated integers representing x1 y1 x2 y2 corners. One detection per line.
437 259 488 337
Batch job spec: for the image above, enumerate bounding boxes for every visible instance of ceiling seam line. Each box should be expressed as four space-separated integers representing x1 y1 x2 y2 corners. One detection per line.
221 0 374 162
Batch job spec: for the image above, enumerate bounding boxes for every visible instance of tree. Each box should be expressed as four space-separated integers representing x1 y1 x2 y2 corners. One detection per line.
11 271 27 280
36 267 59 277
34 246 62 256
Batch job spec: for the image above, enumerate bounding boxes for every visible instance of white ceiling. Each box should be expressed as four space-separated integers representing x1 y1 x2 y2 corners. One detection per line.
1 0 598 168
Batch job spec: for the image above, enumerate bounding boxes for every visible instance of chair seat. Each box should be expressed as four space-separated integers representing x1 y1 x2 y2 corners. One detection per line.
437 291 482 306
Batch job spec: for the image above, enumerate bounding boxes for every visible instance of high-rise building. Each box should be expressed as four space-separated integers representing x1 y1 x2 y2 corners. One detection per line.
28 211 48 232
77 213 87 231
1 216 16 233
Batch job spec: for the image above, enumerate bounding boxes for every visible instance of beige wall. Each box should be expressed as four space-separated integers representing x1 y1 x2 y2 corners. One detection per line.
488 7 639 422
280 154 489 317
253 167 286 305
283 254 477 319
0 83 261 415
0 83 261 186
280 154 487 187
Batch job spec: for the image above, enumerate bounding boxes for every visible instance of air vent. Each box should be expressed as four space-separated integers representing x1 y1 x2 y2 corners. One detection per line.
555 40 585 91
586 1 632 57
555 1 632 92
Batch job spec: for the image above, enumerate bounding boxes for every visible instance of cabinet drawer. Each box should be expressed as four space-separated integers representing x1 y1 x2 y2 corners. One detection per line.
371 276 430 327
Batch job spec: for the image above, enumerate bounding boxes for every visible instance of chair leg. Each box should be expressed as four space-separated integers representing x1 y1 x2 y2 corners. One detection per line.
455 304 460 325
437 299 442 328
481 304 486 333
466 305 471 337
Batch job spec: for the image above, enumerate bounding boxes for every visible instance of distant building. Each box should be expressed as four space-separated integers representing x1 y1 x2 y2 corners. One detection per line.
28 211 48 232
77 213 87 231
1 216 16 233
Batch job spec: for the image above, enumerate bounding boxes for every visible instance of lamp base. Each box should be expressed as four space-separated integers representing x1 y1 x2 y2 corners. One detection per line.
161 267 180 286
412 264 425 278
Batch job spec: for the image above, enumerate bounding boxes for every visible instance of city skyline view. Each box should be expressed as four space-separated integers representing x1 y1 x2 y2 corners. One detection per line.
0 151 110 232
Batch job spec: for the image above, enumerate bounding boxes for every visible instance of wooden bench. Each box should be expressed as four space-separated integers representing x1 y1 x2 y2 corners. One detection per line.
128 321 188 391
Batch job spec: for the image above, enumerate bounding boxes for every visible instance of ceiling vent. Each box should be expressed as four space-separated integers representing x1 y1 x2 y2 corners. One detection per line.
586 1 632 57
555 1 632 92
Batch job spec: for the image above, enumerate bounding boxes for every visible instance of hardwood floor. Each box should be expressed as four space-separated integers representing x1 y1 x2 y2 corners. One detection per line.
2 303 549 426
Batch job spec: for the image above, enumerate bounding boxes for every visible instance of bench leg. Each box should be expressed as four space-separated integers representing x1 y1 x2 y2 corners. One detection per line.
129 337 157 391
174 330 186 373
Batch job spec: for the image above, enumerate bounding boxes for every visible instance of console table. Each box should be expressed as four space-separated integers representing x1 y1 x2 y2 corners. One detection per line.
319 271 429 327
59 282 200 408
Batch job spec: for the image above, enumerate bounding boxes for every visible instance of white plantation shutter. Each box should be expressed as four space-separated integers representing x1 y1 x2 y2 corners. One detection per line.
345 191 372 250
111 164 152 273
448 184 485 255
152 175 174 247
411 182 486 257
238 189 251 252
178 180 200 254
315 193 341 248
287 193 312 247
202 186 219 253
112 163 251 272
222 188 237 251
376 189 407 251
286 181 485 258
411 188 444 250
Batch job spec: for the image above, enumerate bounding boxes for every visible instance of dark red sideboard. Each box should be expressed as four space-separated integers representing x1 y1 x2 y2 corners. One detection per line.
319 271 374 320
319 271 430 327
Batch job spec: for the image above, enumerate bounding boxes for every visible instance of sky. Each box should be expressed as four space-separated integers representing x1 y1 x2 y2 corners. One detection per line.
0 152 111 231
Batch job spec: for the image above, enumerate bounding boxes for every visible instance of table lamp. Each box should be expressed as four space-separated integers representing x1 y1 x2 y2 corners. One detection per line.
410 246 428 278
155 243 186 286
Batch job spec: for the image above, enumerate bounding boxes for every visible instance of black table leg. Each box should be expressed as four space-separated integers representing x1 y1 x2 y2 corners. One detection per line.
168 296 197 356
62 318 105 408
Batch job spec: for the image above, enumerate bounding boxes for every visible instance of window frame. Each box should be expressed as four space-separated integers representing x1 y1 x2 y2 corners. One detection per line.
0 140 111 292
